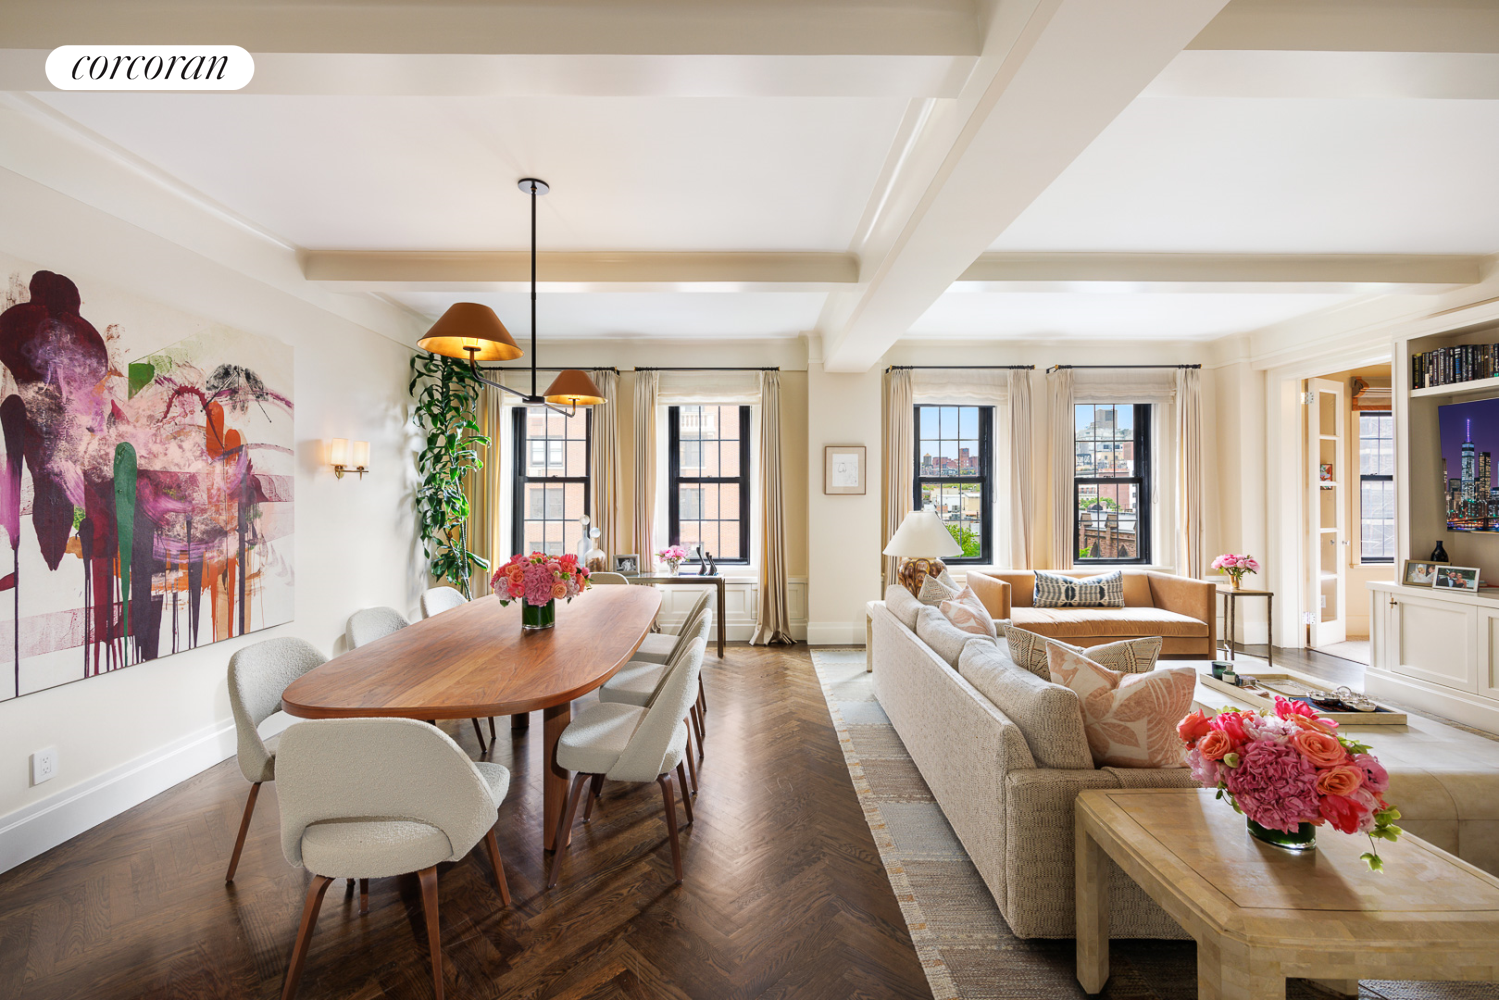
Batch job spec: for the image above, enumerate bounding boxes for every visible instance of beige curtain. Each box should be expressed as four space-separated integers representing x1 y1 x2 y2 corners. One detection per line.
1007 369 1034 569
882 369 914 590
751 371 793 644
633 370 659 572
466 385 507 598
1175 367 1204 579
1047 368 1075 569
589 369 621 564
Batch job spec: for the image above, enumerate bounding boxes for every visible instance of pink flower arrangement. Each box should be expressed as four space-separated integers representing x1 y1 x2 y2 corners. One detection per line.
1211 552 1260 586
1178 696 1402 870
657 545 687 570
492 552 591 608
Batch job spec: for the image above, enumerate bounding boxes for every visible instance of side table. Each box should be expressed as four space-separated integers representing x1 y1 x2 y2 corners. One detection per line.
624 573 727 658
1218 586 1272 666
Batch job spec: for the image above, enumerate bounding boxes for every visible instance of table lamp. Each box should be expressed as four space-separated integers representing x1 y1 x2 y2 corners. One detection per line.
883 509 962 596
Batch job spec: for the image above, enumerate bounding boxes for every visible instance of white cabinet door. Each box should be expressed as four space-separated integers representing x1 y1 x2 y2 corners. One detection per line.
1391 592 1478 692
1478 607 1499 703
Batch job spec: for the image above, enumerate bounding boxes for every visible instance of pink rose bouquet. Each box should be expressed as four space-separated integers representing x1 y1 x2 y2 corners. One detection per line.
1210 552 1260 587
1178 696 1402 870
492 552 591 607
656 545 688 573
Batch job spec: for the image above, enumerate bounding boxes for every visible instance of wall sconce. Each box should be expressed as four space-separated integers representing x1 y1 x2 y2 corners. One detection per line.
330 438 370 480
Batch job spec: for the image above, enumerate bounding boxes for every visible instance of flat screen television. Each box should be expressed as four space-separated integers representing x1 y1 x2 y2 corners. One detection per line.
1439 396 1499 531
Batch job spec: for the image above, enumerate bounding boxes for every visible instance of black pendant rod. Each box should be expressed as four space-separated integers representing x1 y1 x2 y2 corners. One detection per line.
529 179 538 400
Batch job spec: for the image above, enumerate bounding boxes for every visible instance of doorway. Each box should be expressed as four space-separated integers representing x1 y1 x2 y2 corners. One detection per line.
1301 363 1395 665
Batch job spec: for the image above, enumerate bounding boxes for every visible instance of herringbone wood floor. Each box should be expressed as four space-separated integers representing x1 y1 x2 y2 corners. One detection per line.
0 647 932 1000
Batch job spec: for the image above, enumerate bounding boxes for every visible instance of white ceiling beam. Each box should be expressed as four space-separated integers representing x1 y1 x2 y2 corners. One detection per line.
1187 0 1499 54
820 0 1232 372
959 252 1484 288
1147 50 1499 99
303 250 859 291
0 1 980 56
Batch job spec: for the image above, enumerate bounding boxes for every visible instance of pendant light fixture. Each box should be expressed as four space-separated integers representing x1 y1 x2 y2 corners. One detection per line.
416 177 606 415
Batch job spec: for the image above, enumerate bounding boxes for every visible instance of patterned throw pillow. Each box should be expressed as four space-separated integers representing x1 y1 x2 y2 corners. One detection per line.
939 586 998 639
1031 569 1125 609
1004 628 1161 680
916 571 960 606
1045 644 1195 768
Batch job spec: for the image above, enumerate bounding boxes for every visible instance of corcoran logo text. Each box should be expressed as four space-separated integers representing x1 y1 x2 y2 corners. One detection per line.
45 46 254 91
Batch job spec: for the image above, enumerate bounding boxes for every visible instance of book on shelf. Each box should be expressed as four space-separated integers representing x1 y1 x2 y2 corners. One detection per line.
1412 343 1499 390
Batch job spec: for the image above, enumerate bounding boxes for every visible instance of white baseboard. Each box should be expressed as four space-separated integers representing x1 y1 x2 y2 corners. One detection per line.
0 718 235 874
807 621 865 646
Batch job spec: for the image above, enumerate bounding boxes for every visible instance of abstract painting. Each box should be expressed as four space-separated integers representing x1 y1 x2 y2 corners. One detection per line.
0 258 294 701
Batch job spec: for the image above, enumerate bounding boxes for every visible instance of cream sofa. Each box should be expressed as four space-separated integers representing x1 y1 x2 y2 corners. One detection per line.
967 569 1216 658
869 585 1195 939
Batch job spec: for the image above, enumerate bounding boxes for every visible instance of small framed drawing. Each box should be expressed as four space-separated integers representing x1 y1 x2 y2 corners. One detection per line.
1432 564 1480 592
614 554 640 576
1401 560 1437 587
825 445 866 495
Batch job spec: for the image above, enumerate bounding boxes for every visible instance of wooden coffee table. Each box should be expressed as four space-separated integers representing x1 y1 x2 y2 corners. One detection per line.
1075 788 1499 1000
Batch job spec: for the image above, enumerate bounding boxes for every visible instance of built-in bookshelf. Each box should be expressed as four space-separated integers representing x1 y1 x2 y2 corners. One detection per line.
1411 341 1499 391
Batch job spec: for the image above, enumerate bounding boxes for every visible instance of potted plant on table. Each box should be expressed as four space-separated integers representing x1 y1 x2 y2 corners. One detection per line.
657 545 688 575
493 552 591 631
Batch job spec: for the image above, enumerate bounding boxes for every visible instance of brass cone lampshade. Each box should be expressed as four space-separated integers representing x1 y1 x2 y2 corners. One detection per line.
417 302 523 362
544 369 606 406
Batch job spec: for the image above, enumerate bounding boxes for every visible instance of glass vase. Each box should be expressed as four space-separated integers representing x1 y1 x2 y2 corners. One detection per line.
1247 817 1316 851
522 599 556 631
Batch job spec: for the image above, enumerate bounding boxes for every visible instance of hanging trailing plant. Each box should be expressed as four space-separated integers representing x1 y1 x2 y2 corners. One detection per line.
409 354 490 598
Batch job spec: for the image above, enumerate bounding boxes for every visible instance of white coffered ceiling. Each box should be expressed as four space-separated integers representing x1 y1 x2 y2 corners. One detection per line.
4 0 1498 365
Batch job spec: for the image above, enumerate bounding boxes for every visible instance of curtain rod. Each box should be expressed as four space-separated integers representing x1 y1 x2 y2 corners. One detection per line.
1046 364 1201 373
633 366 780 372
476 365 620 374
885 365 1034 372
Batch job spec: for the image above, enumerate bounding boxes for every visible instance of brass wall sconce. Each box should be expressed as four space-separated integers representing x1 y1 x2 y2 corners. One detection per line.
330 438 370 480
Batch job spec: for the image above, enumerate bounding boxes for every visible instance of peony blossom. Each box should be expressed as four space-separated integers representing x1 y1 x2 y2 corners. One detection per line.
1319 793 1364 835
1316 765 1364 797
1352 752 1390 794
1187 747 1220 787
1224 741 1321 833
1209 711 1250 744
1178 710 1212 746
1198 730 1234 761
1291 730 1348 769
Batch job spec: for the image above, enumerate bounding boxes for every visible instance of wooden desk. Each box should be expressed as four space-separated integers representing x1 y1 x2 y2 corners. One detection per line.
282 587 661 851
1218 586 1273 666
1076 788 1499 1000
624 574 727 657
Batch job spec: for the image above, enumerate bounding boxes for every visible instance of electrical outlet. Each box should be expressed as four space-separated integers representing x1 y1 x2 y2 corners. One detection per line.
31 747 57 785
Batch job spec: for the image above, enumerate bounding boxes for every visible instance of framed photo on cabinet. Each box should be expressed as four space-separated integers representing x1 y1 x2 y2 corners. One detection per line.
825 445 866 495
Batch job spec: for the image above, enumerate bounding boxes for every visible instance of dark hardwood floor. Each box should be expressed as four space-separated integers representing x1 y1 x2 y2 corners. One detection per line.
1229 643 1367 687
0 647 932 1000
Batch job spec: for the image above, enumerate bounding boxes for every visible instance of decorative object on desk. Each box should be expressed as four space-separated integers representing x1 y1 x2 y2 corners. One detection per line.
1433 563 1480 592
1430 539 1449 563
698 548 717 576
657 545 687 575
583 526 605 572
1401 559 1438 586
575 515 592 561
883 509 962 597
824 444 866 495
1211 660 1232 680
1178 697 1402 869
613 553 639 576
1211 552 1259 590
492 552 591 632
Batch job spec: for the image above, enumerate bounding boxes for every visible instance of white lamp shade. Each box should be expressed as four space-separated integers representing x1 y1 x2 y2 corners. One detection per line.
882 510 962 558
350 440 370 468
329 438 349 466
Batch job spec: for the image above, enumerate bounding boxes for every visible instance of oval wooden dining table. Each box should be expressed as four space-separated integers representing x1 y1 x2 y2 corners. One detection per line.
281 585 662 850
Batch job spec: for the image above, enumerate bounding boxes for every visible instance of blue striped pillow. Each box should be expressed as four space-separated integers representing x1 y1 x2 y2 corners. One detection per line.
1032 569 1125 609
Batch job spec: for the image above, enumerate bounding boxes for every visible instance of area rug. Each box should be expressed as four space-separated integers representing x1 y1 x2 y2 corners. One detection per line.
808 648 1499 1000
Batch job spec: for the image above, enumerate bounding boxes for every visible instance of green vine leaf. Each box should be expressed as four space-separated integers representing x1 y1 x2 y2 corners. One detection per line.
409 353 489 599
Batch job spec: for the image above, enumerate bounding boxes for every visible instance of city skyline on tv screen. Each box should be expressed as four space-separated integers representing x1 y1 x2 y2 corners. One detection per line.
1440 396 1499 532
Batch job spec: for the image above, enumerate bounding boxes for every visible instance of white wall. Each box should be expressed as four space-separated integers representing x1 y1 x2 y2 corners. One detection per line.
0 161 425 872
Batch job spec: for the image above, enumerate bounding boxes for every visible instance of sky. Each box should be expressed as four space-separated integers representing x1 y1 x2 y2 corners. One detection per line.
1439 396 1499 489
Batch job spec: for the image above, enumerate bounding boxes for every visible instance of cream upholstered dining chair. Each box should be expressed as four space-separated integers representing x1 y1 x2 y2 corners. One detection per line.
547 636 707 889
225 636 328 883
598 616 711 793
346 606 494 753
633 591 711 664
274 718 511 1000
589 571 629 585
420 585 467 619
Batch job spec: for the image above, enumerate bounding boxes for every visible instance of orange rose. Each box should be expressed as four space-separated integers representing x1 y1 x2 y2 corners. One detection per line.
1292 713 1338 736
1177 710 1212 746
1316 765 1364 797
1291 730 1347 769
551 581 568 600
1197 729 1233 761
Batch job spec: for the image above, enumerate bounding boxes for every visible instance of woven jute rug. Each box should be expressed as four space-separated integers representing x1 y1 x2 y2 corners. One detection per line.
808 648 1499 1000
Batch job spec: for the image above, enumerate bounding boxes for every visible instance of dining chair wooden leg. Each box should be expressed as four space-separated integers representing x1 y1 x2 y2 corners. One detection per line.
470 718 488 754
359 879 369 915
488 717 497 742
698 675 707 717
546 772 590 889
582 774 605 823
657 774 684 884
675 762 694 827
417 866 444 1000
690 704 706 757
482 827 511 906
225 782 261 883
280 874 333 1000
682 721 699 794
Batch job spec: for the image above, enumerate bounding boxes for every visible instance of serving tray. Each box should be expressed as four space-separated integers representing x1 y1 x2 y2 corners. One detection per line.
1198 671 1408 725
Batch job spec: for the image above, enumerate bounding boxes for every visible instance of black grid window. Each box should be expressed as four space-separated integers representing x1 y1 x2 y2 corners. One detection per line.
512 405 590 558
1073 403 1151 564
669 405 750 564
914 405 993 565
1359 411 1395 563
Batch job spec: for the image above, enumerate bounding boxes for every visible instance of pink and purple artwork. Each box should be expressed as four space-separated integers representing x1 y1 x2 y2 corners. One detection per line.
0 260 294 701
